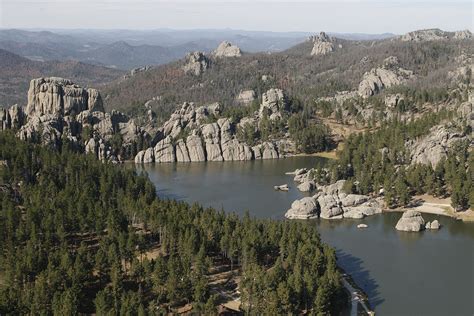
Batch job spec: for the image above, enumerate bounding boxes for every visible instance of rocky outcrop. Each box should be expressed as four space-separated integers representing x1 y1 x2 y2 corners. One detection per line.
8 77 152 161
213 41 242 58
358 57 414 98
286 180 382 220
310 32 335 56
186 134 206 162
297 180 316 192
395 211 425 232
285 197 319 219
202 122 223 161
154 136 176 163
0 104 25 130
236 90 256 105
176 139 191 162
133 88 293 164
183 51 210 76
400 29 448 42
453 30 472 40
407 125 467 167
259 88 287 120
26 77 103 117
425 220 440 230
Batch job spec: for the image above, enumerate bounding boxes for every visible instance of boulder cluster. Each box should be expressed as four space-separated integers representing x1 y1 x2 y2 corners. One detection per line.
0 77 150 162
395 211 441 232
135 88 293 163
285 180 383 220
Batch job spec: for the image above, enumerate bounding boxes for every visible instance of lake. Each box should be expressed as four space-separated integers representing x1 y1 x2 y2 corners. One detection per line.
136 157 474 316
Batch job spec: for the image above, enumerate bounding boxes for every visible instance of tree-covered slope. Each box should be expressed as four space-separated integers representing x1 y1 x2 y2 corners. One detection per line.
0 131 344 314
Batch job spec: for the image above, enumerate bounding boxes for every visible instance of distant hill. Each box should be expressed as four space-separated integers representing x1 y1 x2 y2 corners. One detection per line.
0 29 397 70
0 48 123 106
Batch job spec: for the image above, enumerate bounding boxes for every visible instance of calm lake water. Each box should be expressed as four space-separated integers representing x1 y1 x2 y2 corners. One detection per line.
136 157 474 316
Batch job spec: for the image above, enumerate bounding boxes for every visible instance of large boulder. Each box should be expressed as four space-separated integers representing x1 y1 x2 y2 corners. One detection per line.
143 147 155 163
154 136 175 163
395 210 425 232
186 134 206 162
285 197 319 219
313 180 382 219
213 41 242 57
176 139 191 162
201 123 223 161
261 142 279 159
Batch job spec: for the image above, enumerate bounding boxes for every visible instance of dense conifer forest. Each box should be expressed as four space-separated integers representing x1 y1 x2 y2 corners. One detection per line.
324 111 473 210
0 131 344 315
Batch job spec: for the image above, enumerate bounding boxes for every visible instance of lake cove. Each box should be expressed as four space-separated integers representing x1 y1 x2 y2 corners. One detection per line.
136 157 474 316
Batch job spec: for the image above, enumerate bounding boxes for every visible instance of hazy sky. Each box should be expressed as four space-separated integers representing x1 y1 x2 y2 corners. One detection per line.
0 0 472 34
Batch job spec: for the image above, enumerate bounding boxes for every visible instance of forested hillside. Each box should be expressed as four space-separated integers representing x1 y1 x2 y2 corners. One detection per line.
102 36 472 115
0 131 344 314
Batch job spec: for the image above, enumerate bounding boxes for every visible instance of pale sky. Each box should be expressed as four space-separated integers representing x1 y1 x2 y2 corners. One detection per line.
0 0 472 34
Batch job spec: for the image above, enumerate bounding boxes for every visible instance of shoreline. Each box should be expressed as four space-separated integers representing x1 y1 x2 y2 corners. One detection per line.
338 267 375 316
382 195 474 222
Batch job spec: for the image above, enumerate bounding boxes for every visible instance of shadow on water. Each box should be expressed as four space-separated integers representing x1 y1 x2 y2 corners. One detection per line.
155 188 187 201
336 249 384 309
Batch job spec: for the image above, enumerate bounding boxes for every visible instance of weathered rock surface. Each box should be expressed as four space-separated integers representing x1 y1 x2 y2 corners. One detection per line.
175 139 191 162
358 57 414 98
143 147 155 163
310 32 335 56
454 30 473 40
236 90 256 105
259 88 287 120
285 197 319 219
0 104 25 130
297 180 316 192
26 77 103 117
154 136 175 163
213 41 242 57
400 29 448 42
395 210 425 232
286 180 382 220
407 125 467 167
186 134 206 162
426 219 440 230
133 89 292 164
183 51 210 76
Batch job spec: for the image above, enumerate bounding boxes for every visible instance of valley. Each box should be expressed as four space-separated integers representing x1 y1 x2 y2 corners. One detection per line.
0 22 472 315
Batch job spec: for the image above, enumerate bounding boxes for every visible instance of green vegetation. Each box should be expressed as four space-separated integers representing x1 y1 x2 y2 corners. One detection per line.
326 110 473 210
288 113 331 153
0 131 344 314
